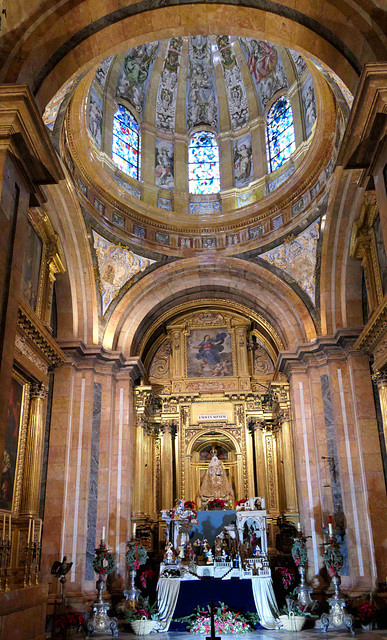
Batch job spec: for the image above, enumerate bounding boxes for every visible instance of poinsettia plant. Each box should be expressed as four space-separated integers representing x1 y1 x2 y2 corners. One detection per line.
124 596 160 622
176 602 259 634
56 612 84 630
357 602 377 623
184 500 196 510
208 498 225 510
140 568 157 589
236 498 248 507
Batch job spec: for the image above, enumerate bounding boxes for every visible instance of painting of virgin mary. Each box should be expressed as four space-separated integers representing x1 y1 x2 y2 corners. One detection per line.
187 328 233 377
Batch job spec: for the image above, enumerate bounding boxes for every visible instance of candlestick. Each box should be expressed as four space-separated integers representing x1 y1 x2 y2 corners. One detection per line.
38 521 42 544
27 519 31 544
8 515 11 539
2 514 5 541
32 520 35 543
328 516 333 536
102 526 105 541
297 522 301 532
132 522 136 537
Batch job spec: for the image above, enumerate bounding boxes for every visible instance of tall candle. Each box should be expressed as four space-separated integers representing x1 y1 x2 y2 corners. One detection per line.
2 514 5 541
38 521 42 544
328 516 333 536
27 519 31 544
32 520 35 543
132 522 136 537
297 522 301 532
102 526 106 541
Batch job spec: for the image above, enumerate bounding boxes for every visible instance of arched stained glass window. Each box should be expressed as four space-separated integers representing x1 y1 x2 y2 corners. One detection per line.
266 97 295 172
112 105 141 179
188 131 220 195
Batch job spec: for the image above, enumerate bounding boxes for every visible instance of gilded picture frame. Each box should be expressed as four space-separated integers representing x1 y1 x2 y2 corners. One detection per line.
1 371 30 514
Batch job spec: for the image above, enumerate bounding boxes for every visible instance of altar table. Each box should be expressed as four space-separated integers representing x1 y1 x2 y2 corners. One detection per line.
155 576 279 632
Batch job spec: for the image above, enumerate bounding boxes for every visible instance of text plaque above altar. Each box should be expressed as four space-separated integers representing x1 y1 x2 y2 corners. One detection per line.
197 413 228 421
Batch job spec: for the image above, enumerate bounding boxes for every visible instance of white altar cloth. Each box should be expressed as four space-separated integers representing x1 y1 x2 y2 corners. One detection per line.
154 576 279 632
251 576 280 629
154 577 181 632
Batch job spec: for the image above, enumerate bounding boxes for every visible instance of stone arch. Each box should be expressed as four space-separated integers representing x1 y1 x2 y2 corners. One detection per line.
102 257 317 357
5 2 386 112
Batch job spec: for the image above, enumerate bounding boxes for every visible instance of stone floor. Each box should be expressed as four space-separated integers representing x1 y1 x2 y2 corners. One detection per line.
60 628 387 639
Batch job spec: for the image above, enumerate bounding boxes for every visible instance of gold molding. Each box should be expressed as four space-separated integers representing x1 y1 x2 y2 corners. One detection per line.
10 370 31 516
17 298 66 369
138 299 284 358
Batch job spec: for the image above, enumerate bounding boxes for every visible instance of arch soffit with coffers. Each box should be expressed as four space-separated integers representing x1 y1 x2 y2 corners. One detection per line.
186 428 242 458
7 1 386 110
102 257 317 357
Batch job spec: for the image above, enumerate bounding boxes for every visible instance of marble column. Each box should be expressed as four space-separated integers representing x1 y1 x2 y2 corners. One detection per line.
21 382 48 517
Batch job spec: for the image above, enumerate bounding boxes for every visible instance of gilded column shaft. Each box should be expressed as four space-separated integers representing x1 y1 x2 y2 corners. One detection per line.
376 380 387 457
21 383 47 516
161 425 174 509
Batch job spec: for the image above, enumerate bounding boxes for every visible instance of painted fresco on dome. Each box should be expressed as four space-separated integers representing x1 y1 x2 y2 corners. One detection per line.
156 38 183 131
116 42 159 117
289 50 307 77
216 36 249 130
1 377 23 510
187 36 219 130
95 56 113 87
88 86 103 149
187 329 233 378
233 134 253 188
239 38 288 112
260 219 320 304
302 74 317 138
93 230 156 314
155 139 174 189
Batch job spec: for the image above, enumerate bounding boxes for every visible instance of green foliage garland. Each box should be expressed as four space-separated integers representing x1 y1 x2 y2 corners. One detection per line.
126 540 148 570
291 533 309 567
323 537 344 576
92 546 116 581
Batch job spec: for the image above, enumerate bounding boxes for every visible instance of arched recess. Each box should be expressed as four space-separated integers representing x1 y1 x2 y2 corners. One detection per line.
102 257 317 357
44 175 99 344
5 2 386 112
319 166 364 335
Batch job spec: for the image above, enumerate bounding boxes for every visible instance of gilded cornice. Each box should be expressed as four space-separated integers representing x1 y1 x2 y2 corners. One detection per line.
17 298 65 369
354 297 387 368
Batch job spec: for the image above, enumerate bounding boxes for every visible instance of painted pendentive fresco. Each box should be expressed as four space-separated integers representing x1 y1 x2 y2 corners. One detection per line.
187 329 234 377
302 74 317 138
216 36 249 130
260 219 320 304
239 38 288 112
116 42 159 117
42 76 77 131
156 38 183 131
187 36 219 130
155 139 174 189
233 133 253 187
88 86 103 149
93 231 156 314
289 49 307 77
1 378 23 510
21 222 43 312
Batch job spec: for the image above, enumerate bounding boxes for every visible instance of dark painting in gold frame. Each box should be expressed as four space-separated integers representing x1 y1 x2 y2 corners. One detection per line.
21 222 43 312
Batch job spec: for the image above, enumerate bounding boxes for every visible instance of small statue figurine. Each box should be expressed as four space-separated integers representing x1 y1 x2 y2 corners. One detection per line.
252 544 261 557
165 541 174 564
202 539 209 553
186 543 194 560
206 548 214 564
193 539 202 555
178 545 185 559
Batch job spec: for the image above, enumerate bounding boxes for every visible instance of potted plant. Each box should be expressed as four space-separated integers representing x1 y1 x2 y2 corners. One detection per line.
278 602 317 632
207 498 225 511
357 602 377 630
124 596 160 635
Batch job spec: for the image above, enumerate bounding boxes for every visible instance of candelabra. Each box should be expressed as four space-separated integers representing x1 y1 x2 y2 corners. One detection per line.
0 535 11 591
23 540 41 587
321 531 354 636
86 540 118 638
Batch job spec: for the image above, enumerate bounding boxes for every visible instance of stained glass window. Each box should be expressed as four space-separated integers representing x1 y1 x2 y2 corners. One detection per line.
266 97 295 172
112 105 140 180
188 131 220 195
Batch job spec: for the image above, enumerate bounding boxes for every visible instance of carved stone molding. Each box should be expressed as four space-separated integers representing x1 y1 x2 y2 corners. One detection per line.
17 299 65 370
59 340 144 378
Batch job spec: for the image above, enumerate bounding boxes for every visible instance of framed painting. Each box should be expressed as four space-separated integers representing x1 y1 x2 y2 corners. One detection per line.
21 222 43 312
1 373 30 512
186 328 234 378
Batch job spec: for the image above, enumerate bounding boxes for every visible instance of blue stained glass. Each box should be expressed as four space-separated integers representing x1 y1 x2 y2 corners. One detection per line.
266 97 295 173
112 105 140 179
188 131 220 195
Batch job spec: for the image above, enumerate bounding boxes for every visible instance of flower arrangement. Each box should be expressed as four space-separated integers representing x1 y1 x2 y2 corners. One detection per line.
207 498 225 510
126 540 148 571
357 602 377 623
279 601 318 618
291 533 310 567
92 543 116 581
124 596 159 623
177 603 259 635
236 499 247 507
323 537 344 576
170 499 197 521
184 500 196 510
56 612 84 631
275 566 295 589
140 568 157 589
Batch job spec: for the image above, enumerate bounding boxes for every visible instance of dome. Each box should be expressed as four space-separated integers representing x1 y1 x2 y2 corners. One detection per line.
46 35 351 256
